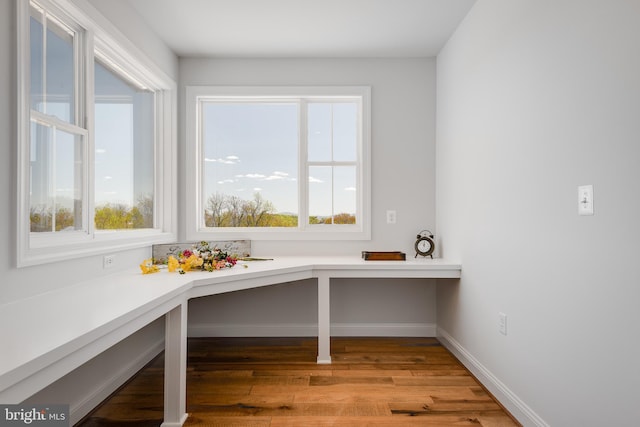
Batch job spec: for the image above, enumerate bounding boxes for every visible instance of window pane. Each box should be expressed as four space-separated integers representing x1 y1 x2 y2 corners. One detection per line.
30 121 84 232
333 166 357 224
332 103 357 162
30 7 75 123
202 103 298 227
308 103 357 162
308 103 331 161
94 60 155 229
308 166 357 225
30 14 43 111
308 166 332 224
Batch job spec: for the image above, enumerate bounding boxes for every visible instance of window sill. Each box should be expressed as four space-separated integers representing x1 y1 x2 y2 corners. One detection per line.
17 231 176 268
187 227 371 242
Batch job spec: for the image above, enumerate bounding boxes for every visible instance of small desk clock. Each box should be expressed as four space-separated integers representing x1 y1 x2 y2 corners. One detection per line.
414 230 435 258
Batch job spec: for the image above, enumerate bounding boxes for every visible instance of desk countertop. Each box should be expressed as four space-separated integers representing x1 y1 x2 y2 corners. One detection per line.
0 256 460 401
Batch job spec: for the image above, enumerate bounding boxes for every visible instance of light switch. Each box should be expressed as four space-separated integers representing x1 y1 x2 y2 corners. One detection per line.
578 185 594 216
498 312 507 336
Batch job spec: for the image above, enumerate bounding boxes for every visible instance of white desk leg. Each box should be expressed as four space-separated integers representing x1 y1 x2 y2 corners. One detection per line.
317 273 332 364
162 302 189 427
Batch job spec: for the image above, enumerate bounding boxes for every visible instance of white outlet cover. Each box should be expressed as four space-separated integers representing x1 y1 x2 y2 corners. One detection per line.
103 255 115 268
386 210 396 224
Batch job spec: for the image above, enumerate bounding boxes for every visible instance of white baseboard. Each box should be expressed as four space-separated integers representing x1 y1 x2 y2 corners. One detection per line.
437 327 549 427
69 338 164 425
188 322 437 337
161 414 189 427
332 322 436 337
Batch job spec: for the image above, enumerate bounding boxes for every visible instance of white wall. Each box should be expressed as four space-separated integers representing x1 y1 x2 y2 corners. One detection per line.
0 0 178 422
180 58 439 336
179 58 437 255
436 0 640 425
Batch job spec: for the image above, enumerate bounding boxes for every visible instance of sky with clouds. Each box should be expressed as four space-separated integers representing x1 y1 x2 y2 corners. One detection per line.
202 102 357 217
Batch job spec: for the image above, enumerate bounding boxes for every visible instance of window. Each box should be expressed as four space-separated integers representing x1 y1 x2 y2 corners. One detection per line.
17 0 176 266
28 2 87 236
186 86 371 241
93 58 155 230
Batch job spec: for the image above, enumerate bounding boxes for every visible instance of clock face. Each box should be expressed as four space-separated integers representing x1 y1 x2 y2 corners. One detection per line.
415 236 434 257
417 240 432 252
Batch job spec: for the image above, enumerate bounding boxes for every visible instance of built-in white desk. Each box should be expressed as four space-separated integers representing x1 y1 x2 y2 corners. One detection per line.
0 256 461 426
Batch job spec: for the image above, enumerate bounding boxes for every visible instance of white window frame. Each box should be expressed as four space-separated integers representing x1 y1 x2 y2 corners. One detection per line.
185 86 371 241
16 0 177 267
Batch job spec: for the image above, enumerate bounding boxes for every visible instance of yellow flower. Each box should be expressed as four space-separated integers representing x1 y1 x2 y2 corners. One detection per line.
190 254 204 268
140 258 159 274
182 254 203 272
167 256 180 272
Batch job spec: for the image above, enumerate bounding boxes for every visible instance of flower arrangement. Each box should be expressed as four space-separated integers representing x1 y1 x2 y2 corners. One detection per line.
140 241 238 275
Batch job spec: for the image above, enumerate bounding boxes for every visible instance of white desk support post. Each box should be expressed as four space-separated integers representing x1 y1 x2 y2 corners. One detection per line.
162 302 188 427
316 272 331 364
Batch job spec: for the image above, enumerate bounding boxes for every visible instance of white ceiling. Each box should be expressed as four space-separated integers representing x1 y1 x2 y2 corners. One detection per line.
124 0 476 58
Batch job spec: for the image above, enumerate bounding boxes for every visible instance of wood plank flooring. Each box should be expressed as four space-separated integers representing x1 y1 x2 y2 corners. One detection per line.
77 337 520 427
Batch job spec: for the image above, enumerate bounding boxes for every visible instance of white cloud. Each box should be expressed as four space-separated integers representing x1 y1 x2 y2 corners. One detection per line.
103 176 113 181
205 157 239 164
217 179 234 184
263 171 297 181
344 186 356 191
309 176 324 183
237 172 293 181
96 148 107 154
253 187 262 192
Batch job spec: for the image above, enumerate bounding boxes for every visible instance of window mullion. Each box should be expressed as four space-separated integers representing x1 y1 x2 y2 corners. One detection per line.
329 103 334 223
41 10 48 114
196 98 205 230
299 99 308 229
153 90 164 230
85 29 95 237
50 125 57 231
30 110 86 135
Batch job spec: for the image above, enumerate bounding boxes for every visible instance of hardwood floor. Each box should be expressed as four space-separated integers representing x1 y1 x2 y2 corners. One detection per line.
77 337 520 427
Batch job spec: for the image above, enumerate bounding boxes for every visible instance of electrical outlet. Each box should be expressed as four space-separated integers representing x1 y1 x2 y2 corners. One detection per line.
103 255 115 269
498 312 507 335
386 210 397 224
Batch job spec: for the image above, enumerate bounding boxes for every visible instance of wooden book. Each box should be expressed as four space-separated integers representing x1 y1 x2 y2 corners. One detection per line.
361 251 406 261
